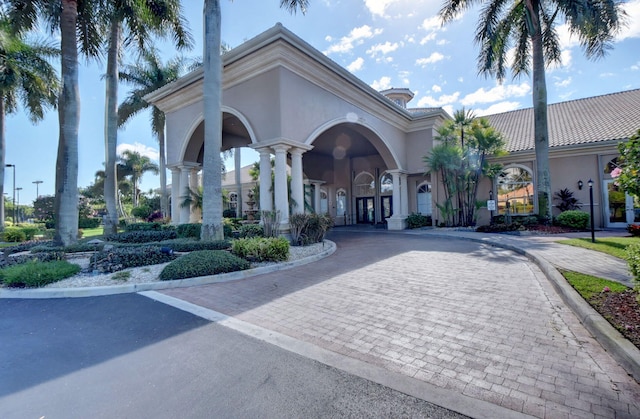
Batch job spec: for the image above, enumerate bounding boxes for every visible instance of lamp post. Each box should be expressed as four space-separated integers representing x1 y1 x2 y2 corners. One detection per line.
5 164 15 225
15 187 22 224
588 179 595 243
33 180 43 198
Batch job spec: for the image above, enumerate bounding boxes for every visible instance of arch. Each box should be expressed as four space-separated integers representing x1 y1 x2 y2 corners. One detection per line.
178 106 258 163
304 116 402 170
417 182 432 216
353 171 375 197
496 164 535 215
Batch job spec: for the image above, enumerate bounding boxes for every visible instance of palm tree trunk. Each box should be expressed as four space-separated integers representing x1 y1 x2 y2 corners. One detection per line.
158 128 169 218
201 0 224 240
103 18 121 235
528 1 552 221
0 99 5 232
54 0 80 246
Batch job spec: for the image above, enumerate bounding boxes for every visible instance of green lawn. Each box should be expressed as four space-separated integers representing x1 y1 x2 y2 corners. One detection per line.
563 270 629 299
80 227 105 238
557 236 640 259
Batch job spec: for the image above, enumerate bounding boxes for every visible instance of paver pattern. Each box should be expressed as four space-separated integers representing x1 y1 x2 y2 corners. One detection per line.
163 231 640 418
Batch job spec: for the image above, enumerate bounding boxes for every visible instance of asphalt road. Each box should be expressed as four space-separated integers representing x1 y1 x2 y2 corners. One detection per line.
0 294 466 418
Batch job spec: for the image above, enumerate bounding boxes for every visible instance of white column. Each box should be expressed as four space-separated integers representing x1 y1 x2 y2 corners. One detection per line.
401 173 409 217
391 171 401 217
290 148 304 214
170 167 181 225
189 167 200 222
273 144 290 225
234 147 242 215
313 182 322 213
179 166 191 224
258 148 272 212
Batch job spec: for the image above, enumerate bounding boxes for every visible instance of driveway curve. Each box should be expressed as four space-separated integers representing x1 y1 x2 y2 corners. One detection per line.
163 230 640 418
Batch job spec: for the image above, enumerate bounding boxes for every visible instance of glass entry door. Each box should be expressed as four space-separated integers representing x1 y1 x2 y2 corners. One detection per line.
604 180 638 228
381 196 393 220
356 197 375 224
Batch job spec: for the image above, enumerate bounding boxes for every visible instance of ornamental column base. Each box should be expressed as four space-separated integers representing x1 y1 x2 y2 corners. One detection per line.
386 216 407 231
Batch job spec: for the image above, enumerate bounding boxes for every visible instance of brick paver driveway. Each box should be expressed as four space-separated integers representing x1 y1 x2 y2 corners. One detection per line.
163 230 640 418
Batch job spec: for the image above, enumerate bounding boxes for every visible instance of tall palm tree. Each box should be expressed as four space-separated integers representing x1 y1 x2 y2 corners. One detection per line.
102 0 192 235
0 18 59 231
201 0 308 240
118 150 159 207
118 49 186 222
440 0 625 220
7 0 104 246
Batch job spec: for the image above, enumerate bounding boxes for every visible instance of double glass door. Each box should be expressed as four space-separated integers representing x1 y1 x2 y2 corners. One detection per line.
604 180 640 228
356 197 375 224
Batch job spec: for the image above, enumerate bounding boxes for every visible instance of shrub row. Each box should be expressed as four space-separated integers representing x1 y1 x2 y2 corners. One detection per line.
2 225 43 242
160 238 231 252
406 213 432 229
159 250 249 281
103 230 178 244
627 243 640 284
0 251 66 269
231 237 289 262
555 210 589 230
176 223 201 239
2 240 48 255
95 245 177 273
0 260 81 288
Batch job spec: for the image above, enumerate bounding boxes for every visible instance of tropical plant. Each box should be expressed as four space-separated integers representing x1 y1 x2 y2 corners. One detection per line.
118 49 188 227
118 150 159 207
614 129 640 198
200 0 308 240
7 0 105 246
553 188 582 212
0 18 59 232
439 0 626 221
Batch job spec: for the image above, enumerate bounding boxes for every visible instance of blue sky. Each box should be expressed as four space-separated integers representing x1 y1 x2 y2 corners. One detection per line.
5 0 640 205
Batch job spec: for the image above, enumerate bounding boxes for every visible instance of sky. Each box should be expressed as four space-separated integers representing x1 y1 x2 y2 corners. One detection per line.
5 0 640 206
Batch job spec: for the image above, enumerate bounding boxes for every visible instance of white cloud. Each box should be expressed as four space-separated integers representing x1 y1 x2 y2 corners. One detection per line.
117 142 159 162
436 39 448 46
324 25 383 55
364 0 399 17
398 70 411 85
371 76 392 91
474 102 521 116
366 41 399 57
347 57 365 72
631 62 640 70
416 91 460 107
460 83 530 106
553 76 572 88
419 32 437 45
617 0 640 41
432 84 442 93
420 15 442 32
599 72 616 78
416 52 445 66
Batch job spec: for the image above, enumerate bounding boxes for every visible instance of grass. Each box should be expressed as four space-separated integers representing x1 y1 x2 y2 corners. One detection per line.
0 260 81 288
557 236 640 259
81 227 105 238
562 270 628 300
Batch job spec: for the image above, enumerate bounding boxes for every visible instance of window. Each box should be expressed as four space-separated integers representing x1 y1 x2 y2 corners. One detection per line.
354 172 375 196
228 192 238 210
380 172 393 195
417 183 432 215
336 189 346 216
497 166 534 215
320 190 328 214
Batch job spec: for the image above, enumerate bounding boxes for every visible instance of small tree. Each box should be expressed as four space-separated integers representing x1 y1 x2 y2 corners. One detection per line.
614 129 640 197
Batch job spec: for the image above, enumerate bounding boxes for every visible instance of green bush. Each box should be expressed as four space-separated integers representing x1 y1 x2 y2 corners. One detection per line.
288 213 333 245
238 224 264 238
96 245 177 273
159 250 250 281
125 222 166 232
2 240 46 255
17 225 41 240
223 209 237 218
556 210 589 230
131 205 153 220
160 238 231 252
231 237 289 262
627 243 640 284
3 227 26 243
78 217 101 229
406 213 432 229
103 230 177 243
176 223 201 239
0 260 81 288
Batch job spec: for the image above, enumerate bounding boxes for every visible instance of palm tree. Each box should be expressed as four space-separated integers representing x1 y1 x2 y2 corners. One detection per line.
201 0 308 240
0 18 59 231
102 0 192 235
118 150 159 207
118 49 186 223
7 0 104 245
440 0 625 221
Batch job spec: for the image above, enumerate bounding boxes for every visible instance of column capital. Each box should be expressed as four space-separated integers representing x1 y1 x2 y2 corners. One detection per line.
251 138 313 152
386 169 408 175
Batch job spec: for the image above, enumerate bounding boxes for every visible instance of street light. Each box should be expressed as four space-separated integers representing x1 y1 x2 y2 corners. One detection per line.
5 164 15 225
33 180 43 198
15 187 22 224
588 179 595 243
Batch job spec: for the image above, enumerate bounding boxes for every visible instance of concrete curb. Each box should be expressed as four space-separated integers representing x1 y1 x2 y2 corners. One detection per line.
425 232 640 383
0 240 336 299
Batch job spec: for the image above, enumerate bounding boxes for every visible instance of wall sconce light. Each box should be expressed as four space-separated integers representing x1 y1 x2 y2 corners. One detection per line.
577 180 584 190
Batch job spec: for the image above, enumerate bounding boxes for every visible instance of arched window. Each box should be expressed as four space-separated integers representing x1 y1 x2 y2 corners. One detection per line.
228 192 238 210
604 157 620 176
336 189 347 216
354 172 375 196
417 183 432 215
380 172 393 195
497 166 534 215
320 190 328 214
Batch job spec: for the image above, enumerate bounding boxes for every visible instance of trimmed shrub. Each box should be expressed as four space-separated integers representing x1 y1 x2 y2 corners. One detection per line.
231 237 289 262
78 217 101 229
2 240 47 255
223 209 237 218
0 260 81 288
125 222 164 232
95 245 177 273
18 225 41 240
627 224 640 237
176 223 201 239
556 210 589 230
238 223 264 238
159 250 250 281
160 238 231 252
131 205 153 220
3 227 26 243
627 243 640 284
406 213 432 229
103 229 177 244
476 223 522 233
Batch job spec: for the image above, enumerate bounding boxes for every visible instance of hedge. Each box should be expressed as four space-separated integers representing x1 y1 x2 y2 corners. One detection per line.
159 250 250 281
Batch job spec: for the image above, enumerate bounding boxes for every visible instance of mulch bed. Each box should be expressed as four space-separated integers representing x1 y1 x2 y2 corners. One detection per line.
590 290 640 349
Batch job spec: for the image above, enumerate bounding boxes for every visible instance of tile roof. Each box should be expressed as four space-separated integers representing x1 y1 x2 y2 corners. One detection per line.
483 89 640 152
